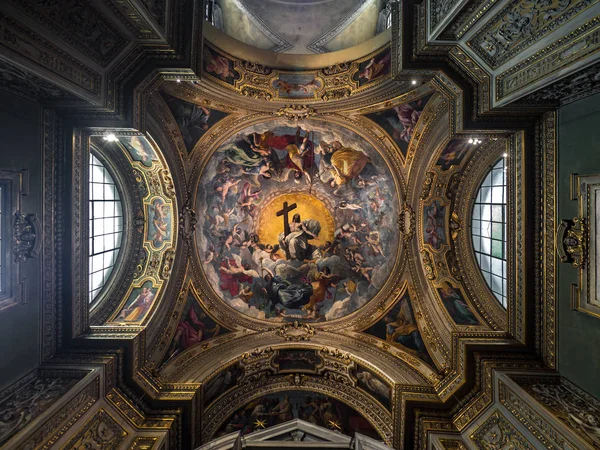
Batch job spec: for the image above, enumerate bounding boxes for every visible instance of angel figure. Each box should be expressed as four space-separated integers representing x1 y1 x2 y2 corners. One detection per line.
365 231 385 257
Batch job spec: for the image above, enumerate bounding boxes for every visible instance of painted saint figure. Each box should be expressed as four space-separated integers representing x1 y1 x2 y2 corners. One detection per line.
328 142 370 190
150 198 170 248
167 306 220 360
302 266 339 317
119 287 155 322
438 282 479 325
262 273 313 310
278 213 322 261
359 51 391 82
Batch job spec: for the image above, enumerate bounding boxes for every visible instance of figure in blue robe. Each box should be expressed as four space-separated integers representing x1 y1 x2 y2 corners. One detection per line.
262 274 313 309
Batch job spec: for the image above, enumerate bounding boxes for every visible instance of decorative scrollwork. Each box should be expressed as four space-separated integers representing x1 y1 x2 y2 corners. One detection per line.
276 105 317 121
445 249 463 281
277 322 317 341
421 249 437 280
399 202 416 242
322 63 351 75
160 248 175 280
323 371 352 385
450 211 461 240
179 197 197 247
133 249 148 279
320 347 351 362
241 86 272 101
241 61 272 75
321 88 351 101
13 211 41 263
557 217 588 268
158 168 175 199
242 347 274 361
421 172 436 200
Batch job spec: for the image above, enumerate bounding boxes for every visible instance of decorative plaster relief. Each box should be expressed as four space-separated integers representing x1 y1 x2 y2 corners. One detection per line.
0 14 101 96
63 408 127 449
0 371 84 446
201 43 392 102
470 410 534 449
468 0 594 69
0 60 88 104
512 61 600 106
513 376 600 449
496 17 600 101
5 0 128 66
429 0 461 32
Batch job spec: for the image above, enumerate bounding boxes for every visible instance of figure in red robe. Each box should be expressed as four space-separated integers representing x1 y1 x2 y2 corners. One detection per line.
165 305 221 362
219 258 254 297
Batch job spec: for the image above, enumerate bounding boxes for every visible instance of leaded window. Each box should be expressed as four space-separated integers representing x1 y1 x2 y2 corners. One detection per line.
471 158 507 307
89 154 123 303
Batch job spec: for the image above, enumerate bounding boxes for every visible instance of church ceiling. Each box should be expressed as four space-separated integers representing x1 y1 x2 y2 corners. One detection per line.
96 38 520 447
1 0 592 447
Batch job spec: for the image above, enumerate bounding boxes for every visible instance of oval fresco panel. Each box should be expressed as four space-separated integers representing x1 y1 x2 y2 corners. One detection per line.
196 119 400 322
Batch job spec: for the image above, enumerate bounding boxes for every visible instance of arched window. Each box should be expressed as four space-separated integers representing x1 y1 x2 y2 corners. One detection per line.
89 153 123 303
471 158 507 307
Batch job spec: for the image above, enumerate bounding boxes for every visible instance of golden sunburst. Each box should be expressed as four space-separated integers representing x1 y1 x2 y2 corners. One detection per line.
256 192 335 249
254 419 266 429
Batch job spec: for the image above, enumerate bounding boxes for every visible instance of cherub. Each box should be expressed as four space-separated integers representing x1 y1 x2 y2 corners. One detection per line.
336 200 363 211
353 265 374 283
214 177 241 203
344 247 366 267
219 254 260 278
239 284 253 303
297 79 320 94
274 79 296 94
365 231 384 257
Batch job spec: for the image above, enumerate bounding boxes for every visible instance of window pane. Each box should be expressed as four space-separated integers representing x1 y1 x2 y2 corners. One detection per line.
89 153 123 303
471 158 507 308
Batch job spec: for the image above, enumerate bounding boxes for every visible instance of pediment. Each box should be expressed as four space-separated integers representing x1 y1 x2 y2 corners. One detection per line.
197 419 391 449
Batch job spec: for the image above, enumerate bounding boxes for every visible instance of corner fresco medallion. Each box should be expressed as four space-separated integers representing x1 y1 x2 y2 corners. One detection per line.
196 118 402 323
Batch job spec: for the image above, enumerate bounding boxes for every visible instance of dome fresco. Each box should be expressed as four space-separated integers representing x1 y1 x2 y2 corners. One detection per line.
196 118 401 322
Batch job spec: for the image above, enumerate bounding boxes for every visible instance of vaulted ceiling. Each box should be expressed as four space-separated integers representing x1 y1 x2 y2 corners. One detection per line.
0 0 597 448
213 0 384 53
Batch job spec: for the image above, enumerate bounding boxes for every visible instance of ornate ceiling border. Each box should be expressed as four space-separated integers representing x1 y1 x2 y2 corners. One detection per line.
200 41 395 104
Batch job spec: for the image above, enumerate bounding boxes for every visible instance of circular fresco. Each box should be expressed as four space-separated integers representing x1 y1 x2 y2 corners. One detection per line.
196 118 400 322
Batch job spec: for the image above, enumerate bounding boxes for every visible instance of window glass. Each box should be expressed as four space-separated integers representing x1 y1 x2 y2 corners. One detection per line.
89 154 123 302
472 158 507 307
